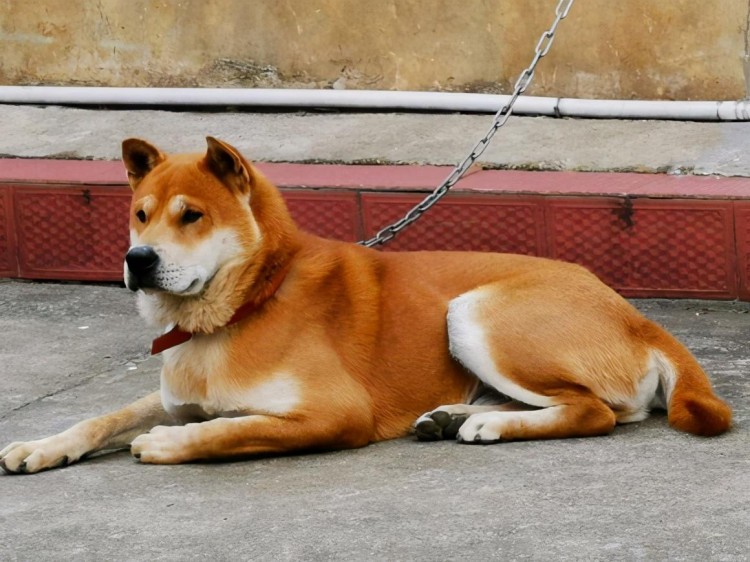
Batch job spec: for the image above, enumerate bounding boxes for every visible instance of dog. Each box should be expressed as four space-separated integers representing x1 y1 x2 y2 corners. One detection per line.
0 137 732 474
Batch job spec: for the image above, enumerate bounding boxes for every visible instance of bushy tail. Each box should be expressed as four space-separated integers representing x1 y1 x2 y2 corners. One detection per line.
650 328 732 437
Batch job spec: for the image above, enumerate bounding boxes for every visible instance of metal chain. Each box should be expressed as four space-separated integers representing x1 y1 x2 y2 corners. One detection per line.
359 0 575 247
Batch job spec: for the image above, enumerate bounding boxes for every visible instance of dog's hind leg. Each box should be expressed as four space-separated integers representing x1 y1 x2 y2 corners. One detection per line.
443 287 618 443
457 396 615 443
1 392 173 474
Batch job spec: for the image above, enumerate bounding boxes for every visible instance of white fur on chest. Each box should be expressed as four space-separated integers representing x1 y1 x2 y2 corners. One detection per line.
160 333 300 420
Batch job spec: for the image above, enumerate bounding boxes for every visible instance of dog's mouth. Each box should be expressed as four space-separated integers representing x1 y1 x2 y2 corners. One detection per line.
178 277 203 295
124 244 226 297
126 270 205 296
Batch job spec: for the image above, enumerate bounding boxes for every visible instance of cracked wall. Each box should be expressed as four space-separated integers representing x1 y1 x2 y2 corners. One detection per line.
0 0 748 100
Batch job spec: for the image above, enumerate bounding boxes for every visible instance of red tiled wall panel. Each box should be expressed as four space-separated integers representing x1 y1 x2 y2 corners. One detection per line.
735 202 750 300
8 187 360 281
547 198 737 298
546 199 630 289
281 190 361 242
14 186 131 281
361 193 545 254
0 188 18 276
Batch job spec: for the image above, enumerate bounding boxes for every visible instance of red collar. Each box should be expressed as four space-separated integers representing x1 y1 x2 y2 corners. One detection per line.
151 262 291 355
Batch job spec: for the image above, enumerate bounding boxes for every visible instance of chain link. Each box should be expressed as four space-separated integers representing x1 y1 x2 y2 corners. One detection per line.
360 0 575 247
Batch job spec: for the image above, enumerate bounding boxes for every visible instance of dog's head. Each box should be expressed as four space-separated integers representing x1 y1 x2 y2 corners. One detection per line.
122 137 263 297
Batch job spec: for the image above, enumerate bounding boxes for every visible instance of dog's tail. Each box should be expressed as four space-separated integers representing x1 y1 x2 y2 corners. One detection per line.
649 325 731 437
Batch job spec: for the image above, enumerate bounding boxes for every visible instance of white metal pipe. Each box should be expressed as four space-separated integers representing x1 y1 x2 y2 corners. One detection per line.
0 86 748 121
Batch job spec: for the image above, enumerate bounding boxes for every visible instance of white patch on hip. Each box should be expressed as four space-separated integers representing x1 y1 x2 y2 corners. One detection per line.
447 289 556 408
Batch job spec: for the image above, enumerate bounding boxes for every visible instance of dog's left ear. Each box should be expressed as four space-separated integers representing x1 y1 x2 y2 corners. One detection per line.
204 136 252 195
122 138 165 190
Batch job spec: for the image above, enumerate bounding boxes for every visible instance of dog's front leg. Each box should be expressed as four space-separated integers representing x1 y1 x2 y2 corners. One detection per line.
1 391 174 474
131 413 367 464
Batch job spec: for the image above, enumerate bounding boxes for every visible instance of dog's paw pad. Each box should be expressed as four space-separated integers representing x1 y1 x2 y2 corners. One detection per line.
415 417 442 441
415 411 468 441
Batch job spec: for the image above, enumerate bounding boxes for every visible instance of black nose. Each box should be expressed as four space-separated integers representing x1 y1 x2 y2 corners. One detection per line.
125 246 160 276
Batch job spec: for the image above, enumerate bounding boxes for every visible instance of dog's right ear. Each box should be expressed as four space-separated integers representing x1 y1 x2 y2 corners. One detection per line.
122 139 165 190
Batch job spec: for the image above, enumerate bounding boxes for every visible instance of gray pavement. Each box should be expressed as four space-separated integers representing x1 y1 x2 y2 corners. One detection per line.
3 104 750 177
1 104 750 560
0 279 748 561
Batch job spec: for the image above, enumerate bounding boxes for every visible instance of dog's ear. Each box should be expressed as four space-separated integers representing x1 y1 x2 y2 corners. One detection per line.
122 139 165 190
204 136 252 195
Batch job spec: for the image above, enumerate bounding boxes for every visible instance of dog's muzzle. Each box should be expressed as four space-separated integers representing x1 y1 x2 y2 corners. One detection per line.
125 245 160 291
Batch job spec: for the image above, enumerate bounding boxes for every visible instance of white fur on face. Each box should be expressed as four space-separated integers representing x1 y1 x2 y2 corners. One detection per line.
168 195 187 216
125 192 259 296
139 195 157 217
126 227 245 295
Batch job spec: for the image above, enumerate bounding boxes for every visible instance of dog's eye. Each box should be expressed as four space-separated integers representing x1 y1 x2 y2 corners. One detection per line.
136 210 147 223
182 210 203 225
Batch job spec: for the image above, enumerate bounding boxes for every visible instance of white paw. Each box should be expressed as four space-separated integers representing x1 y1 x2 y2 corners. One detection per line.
457 412 505 444
131 425 193 464
0 435 83 474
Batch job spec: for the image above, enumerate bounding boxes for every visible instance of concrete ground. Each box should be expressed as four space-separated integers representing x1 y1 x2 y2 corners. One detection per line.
0 279 748 561
1 105 750 560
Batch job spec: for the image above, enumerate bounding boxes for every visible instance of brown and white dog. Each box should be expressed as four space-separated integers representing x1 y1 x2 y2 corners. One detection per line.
0 137 732 474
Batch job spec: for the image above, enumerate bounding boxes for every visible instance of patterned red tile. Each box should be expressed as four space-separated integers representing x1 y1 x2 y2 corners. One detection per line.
735 202 750 300
362 193 545 254
546 198 630 289
547 198 737 298
14 186 131 281
1 161 748 301
0 187 18 277
282 190 361 241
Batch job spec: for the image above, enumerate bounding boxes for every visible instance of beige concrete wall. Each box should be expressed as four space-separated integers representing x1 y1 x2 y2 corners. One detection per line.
1 0 748 100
